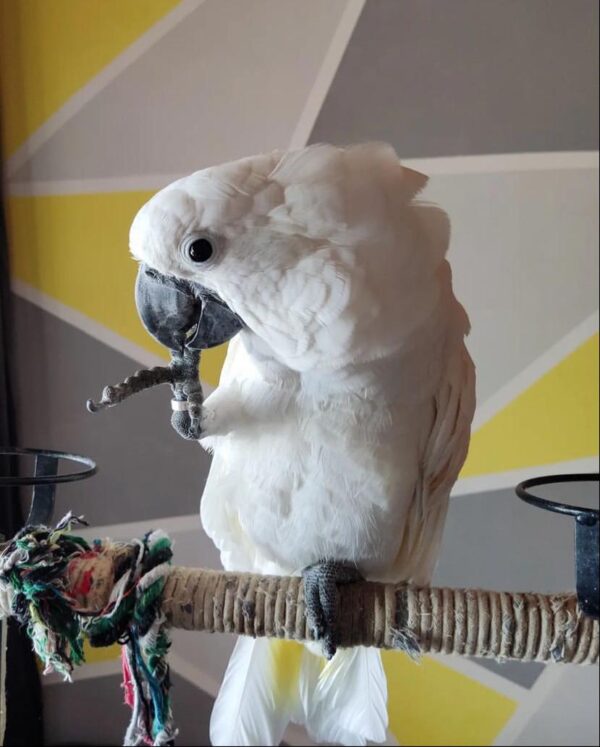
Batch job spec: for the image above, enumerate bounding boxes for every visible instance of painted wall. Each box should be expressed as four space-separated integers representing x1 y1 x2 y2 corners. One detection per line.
1 1 598 745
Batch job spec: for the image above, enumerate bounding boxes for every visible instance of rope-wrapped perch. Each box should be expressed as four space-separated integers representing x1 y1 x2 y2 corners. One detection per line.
1 522 597 746
68 548 599 665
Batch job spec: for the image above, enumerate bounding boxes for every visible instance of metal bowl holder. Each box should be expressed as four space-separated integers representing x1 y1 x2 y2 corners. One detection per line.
516 473 599 619
0 448 97 528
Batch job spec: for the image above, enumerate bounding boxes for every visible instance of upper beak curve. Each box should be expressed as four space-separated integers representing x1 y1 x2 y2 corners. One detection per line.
135 263 243 353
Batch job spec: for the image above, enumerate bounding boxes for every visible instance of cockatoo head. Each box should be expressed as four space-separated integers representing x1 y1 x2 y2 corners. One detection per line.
130 142 448 375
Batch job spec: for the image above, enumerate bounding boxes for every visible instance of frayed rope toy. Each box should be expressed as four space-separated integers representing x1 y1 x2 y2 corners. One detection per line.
0 514 175 746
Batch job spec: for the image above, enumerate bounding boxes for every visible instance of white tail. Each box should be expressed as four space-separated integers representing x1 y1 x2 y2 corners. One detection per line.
210 638 388 746
210 637 291 746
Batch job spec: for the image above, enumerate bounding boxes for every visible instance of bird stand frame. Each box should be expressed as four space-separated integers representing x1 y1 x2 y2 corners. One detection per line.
0 462 598 746
516 474 599 619
1 460 596 653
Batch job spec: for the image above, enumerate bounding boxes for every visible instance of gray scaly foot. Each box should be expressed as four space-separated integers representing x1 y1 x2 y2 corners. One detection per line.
302 560 364 659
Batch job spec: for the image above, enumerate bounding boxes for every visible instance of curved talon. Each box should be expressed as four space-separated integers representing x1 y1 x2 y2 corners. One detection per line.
302 560 364 659
85 398 101 413
86 386 118 412
86 398 115 413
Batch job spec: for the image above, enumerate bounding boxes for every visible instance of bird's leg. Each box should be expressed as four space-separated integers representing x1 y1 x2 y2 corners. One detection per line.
169 347 204 440
302 560 364 659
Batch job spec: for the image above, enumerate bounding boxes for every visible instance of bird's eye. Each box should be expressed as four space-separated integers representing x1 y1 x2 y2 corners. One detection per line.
185 237 214 263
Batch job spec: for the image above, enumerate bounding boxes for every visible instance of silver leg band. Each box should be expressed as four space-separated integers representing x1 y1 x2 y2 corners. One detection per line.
171 399 190 412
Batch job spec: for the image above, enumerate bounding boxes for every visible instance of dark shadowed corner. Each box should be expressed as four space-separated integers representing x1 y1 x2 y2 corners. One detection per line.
0 154 44 745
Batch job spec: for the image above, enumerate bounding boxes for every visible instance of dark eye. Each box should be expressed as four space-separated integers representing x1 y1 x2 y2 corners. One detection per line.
186 237 213 263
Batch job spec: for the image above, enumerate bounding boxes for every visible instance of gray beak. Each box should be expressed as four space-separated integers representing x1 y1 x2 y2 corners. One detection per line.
135 263 243 352
86 263 243 440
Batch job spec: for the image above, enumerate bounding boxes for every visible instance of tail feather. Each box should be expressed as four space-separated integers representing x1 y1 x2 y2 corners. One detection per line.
210 637 291 746
307 647 388 746
211 639 388 746
291 645 321 727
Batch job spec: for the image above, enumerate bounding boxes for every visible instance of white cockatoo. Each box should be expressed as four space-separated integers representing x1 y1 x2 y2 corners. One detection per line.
127 142 476 746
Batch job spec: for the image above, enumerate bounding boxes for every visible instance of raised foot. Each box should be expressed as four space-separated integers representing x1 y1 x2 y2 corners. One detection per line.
302 560 364 659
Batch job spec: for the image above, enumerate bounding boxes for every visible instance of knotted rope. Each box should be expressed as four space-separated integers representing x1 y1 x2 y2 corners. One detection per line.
0 516 176 746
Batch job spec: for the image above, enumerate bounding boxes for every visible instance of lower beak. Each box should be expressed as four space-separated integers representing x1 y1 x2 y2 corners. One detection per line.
135 263 243 352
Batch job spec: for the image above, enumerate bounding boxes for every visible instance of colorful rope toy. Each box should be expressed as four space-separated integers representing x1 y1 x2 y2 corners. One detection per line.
0 514 175 747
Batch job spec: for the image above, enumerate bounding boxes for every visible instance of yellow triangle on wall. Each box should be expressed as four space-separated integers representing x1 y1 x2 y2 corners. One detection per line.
0 0 180 156
382 652 517 746
7 191 227 387
462 333 599 477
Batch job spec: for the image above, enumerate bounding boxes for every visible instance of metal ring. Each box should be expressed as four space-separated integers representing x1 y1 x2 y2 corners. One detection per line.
171 399 190 412
0 448 97 487
516 473 599 523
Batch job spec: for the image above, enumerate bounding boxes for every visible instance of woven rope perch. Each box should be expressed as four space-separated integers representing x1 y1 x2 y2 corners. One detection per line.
66 546 599 665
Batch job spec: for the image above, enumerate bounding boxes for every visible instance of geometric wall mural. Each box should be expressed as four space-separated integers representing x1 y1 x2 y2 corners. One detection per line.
1 1 598 745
